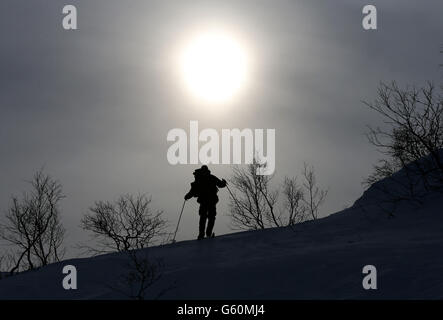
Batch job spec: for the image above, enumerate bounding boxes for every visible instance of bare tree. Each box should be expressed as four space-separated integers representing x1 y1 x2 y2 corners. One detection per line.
363 158 403 187
228 159 328 230
81 193 167 254
364 81 443 189
227 161 279 230
302 163 328 220
0 169 65 274
107 250 165 300
282 176 306 225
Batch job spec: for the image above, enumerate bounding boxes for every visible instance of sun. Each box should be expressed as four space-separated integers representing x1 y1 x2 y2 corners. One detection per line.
180 30 249 104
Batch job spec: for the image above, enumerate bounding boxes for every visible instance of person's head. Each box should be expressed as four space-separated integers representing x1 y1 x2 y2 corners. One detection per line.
200 165 210 174
193 165 210 178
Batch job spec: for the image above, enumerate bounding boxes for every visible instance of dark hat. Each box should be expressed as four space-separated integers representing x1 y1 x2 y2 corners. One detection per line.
200 165 210 173
193 165 211 175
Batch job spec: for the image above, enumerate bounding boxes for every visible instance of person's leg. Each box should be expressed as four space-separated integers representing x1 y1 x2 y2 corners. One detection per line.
198 204 208 239
206 204 217 237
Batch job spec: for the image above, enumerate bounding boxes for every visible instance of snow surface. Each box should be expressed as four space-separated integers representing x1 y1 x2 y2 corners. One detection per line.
1 163 443 299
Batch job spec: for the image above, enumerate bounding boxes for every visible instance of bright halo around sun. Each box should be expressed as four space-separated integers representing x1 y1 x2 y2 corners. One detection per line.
180 31 249 104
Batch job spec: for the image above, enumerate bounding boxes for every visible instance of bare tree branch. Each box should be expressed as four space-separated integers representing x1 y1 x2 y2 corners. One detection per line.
227 160 278 230
80 193 167 255
282 176 306 225
0 169 65 274
228 159 327 229
364 81 443 188
302 163 328 220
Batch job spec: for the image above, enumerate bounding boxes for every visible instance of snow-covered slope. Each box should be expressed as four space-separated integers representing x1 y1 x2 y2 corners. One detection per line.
1 165 443 299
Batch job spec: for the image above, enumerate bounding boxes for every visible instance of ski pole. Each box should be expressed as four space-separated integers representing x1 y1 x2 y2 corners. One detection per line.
172 199 186 243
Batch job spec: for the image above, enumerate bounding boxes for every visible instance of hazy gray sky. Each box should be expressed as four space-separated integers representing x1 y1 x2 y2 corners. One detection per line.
1 0 442 256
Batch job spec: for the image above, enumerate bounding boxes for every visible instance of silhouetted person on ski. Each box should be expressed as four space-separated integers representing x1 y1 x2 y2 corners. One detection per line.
184 165 227 240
